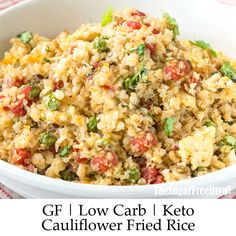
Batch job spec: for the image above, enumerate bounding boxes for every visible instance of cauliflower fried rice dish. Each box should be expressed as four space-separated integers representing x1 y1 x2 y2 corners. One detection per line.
1 8 236 185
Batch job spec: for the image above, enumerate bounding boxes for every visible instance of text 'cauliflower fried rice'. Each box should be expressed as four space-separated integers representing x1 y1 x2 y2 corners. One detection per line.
0 8 236 185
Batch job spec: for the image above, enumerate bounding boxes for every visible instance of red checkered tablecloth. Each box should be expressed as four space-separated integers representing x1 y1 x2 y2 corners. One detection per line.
0 0 236 199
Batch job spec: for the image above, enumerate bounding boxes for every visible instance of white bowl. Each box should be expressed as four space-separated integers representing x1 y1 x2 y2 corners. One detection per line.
0 0 236 198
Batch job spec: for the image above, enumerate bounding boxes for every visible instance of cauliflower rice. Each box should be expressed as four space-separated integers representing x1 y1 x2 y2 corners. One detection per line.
1 8 236 185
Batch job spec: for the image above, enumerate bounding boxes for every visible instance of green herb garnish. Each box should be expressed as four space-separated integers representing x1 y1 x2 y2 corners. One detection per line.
43 58 51 63
163 13 179 39
123 61 147 91
128 168 141 183
191 167 207 177
96 138 110 147
93 36 109 53
59 146 70 157
220 62 236 82
17 31 33 44
190 40 217 57
45 94 60 111
222 135 236 152
59 170 77 181
29 84 40 99
164 117 175 137
45 45 51 52
87 116 98 132
127 44 146 58
204 120 216 127
101 6 113 26
225 135 236 146
39 132 57 147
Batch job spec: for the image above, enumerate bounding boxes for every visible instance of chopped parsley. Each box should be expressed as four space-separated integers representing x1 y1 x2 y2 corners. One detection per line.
164 117 175 137
43 58 51 63
96 138 110 147
127 44 146 58
191 167 207 177
190 40 217 57
204 120 216 127
17 31 33 44
45 45 51 52
101 6 113 26
221 135 236 152
128 167 141 183
87 116 98 132
45 93 60 111
59 146 70 157
93 36 109 53
39 132 57 147
220 62 236 82
29 84 40 99
123 61 147 91
59 170 77 181
163 13 179 39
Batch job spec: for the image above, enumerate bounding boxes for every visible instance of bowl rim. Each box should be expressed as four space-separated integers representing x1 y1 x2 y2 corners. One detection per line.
0 159 235 197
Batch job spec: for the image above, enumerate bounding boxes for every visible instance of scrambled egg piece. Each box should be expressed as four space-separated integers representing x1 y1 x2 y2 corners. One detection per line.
178 126 216 170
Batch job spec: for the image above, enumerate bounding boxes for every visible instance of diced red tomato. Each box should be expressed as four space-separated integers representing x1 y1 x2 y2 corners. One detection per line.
141 167 164 184
130 131 158 153
188 75 200 86
0 95 5 99
21 86 32 99
144 131 158 146
20 86 35 106
144 22 151 27
126 21 142 30
100 85 116 92
152 28 160 34
7 77 26 88
3 106 10 111
142 167 158 183
173 143 179 151
164 60 191 81
91 156 109 173
131 10 146 17
164 65 180 81
73 147 80 152
69 45 77 54
93 61 102 69
53 80 64 91
91 151 118 173
14 148 32 166
155 175 164 184
76 156 89 164
146 43 156 55
142 167 160 184
130 137 148 153
11 100 26 117
13 77 25 87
